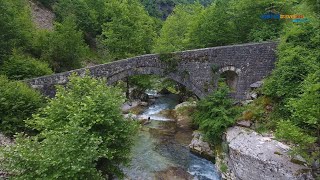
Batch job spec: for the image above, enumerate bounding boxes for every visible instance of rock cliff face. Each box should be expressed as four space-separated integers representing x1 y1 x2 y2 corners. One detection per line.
222 126 313 180
29 0 54 30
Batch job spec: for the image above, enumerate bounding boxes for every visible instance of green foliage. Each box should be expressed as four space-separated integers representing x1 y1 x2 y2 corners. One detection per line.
0 76 45 136
102 0 156 60
36 18 89 72
54 0 98 34
230 0 290 43
275 120 318 163
263 16 319 100
193 83 239 144
259 3 320 164
219 162 228 173
0 51 52 80
0 74 138 179
0 0 33 64
276 120 316 148
129 75 153 91
153 3 203 53
289 70 320 130
188 0 237 48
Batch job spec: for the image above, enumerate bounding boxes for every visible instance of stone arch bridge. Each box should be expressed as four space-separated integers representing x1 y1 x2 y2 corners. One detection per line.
26 42 277 100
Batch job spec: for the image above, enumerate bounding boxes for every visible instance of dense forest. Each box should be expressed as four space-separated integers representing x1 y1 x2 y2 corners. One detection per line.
0 0 319 179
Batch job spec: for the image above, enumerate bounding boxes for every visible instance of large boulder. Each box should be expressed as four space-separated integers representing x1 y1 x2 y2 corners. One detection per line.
189 132 214 161
225 126 314 180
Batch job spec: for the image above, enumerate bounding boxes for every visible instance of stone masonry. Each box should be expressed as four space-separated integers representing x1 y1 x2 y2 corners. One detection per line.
25 42 277 99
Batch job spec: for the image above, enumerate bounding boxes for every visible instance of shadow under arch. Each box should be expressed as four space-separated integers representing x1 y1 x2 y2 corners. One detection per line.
105 67 205 98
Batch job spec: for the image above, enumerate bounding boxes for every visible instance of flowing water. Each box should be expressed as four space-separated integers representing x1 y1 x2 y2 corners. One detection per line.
122 93 221 180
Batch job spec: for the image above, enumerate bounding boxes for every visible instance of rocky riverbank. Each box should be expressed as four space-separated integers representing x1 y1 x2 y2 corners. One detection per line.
172 98 315 180
216 126 314 180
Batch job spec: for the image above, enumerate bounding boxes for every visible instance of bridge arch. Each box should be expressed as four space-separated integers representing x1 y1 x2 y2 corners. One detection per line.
106 66 205 98
218 66 241 92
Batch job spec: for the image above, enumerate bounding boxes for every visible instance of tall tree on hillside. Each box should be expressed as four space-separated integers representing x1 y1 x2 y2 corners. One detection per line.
101 0 156 60
187 0 237 48
230 0 291 42
153 3 204 53
0 0 33 64
40 18 89 72
54 0 98 35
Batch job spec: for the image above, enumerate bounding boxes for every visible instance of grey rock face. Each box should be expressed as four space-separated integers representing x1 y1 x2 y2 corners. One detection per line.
226 126 314 180
250 81 263 89
189 132 214 160
236 120 251 128
25 42 277 100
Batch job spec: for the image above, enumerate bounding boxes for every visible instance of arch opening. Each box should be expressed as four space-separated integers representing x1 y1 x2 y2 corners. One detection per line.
105 67 204 98
220 70 238 92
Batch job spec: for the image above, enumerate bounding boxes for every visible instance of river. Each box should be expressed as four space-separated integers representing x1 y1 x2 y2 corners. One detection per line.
122 93 221 180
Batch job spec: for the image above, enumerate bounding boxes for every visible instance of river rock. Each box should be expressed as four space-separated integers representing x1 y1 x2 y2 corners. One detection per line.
236 120 251 128
155 167 193 180
225 126 314 180
140 101 149 106
250 81 263 89
122 100 141 114
189 132 214 160
174 101 196 110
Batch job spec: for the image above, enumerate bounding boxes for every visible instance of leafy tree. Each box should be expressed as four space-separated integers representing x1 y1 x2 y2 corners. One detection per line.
0 74 138 179
192 83 239 144
0 0 33 64
263 13 319 101
187 0 237 48
153 3 204 53
230 0 290 43
0 51 52 80
0 76 45 136
54 0 97 34
102 0 156 60
39 18 89 72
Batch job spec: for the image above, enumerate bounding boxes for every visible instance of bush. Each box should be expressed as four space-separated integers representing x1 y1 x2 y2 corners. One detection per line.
192 83 240 145
0 76 45 136
0 74 138 179
275 120 317 163
0 51 52 80
289 70 320 133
